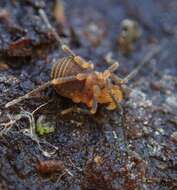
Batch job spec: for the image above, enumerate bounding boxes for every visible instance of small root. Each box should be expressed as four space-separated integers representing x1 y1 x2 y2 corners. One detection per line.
0 110 58 157
0 114 22 136
68 157 83 172
32 100 52 115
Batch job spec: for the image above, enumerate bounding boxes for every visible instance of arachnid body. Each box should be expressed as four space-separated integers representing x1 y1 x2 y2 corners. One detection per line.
5 45 124 114
5 10 161 114
51 46 124 113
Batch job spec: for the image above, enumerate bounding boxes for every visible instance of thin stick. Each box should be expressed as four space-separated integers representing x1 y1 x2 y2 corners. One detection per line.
32 100 52 115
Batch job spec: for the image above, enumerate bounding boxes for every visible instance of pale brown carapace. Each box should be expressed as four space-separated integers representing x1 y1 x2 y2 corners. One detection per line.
51 45 124 113
5 45 124 114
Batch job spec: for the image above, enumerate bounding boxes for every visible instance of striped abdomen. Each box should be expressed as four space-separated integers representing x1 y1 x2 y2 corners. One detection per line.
51 56 89 99
51 56 86 79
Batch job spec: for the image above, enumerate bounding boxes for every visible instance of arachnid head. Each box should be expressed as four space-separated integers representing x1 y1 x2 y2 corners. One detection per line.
98 84 123 110
96 70 124 110
83 65 124 112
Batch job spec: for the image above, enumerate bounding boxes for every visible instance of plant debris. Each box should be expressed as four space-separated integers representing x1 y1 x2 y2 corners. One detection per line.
36 159 73 176
36 115 55 136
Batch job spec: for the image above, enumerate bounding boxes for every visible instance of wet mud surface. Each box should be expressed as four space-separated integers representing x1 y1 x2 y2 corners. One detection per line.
0 0 177 190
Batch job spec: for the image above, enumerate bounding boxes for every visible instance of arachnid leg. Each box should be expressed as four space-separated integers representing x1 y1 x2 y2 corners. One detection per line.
5 81 52 108
107 62 119 73
106 79 124 114
52 74 89 85
103 63 119 78
74 56 94 69
76 73 89 81
39 9 62 46
61 107 91 115
117 102 124 115
39 8 94 71
111 73 126 84
103 62 119 78
62 44 76 56
62 45 94 69
51 75 78 85
106 79 119 108
5 75 83 108
119 42 165 83
105 53 119 72
62 85 100 115
90 97 98 114
88 60 95 67
90 85 100 114
105 53 122 83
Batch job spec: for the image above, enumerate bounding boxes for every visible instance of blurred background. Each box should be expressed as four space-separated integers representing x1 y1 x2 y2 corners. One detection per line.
0 1 177 190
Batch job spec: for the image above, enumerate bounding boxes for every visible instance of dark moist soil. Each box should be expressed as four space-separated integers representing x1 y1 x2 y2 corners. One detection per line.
0 0 177 190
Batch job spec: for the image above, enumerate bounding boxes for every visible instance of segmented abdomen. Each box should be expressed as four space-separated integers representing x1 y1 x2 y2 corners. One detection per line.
51 56 87 98
51 56 85 79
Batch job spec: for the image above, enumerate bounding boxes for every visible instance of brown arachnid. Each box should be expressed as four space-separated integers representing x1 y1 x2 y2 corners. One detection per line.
5 43 125 114
5 10 161 114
